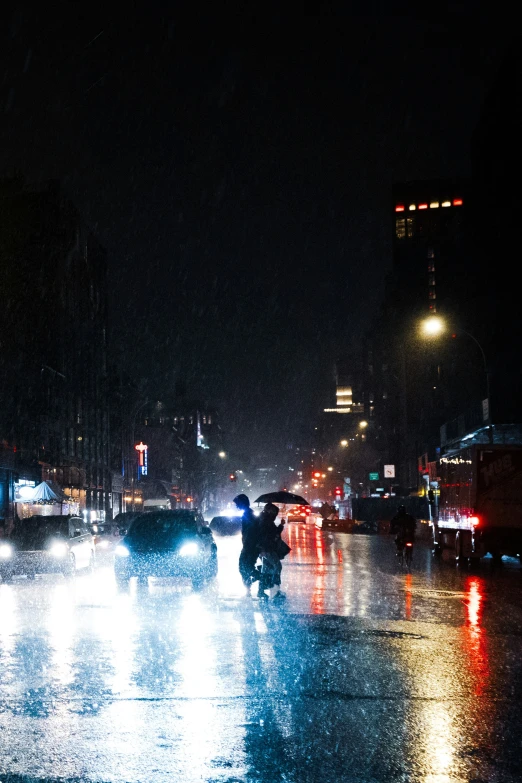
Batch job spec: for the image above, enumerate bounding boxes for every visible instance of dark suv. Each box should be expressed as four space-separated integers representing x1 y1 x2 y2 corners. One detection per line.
113 510 218 589
0 515 95 581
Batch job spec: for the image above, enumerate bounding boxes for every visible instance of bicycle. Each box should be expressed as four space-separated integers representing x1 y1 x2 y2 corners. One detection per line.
396 538 414 569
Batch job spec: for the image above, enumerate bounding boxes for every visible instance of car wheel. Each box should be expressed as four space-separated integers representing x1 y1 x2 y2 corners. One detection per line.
191 572 206 591
115 572 130 589
62 554 76 577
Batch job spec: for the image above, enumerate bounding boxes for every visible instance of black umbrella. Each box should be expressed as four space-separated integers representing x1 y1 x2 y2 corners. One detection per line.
255 491 309 506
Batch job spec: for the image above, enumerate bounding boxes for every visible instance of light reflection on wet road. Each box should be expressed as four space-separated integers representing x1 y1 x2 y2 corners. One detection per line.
2 525 522 782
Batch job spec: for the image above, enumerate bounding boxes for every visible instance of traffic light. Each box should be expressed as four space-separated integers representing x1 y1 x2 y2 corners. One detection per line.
229 473 237 482
334 487 342 497
313 471 322 479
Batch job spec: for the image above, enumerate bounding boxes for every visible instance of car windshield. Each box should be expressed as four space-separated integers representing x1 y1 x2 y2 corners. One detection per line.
12 519 69 549
126 514 198 546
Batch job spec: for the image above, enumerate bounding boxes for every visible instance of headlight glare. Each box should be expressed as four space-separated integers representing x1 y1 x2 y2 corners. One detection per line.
50 542 68 558
179 542 199 557
115 544 130 558
0 543 14 559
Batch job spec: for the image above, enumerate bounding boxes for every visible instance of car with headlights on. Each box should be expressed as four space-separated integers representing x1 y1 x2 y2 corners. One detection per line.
90 520 124 554
113 510 218 589
0 515 95 581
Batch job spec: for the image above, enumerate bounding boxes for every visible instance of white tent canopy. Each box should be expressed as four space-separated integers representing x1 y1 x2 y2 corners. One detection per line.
26 481 66 504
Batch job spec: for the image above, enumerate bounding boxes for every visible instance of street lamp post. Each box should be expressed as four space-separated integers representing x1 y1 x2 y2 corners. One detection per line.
421 316 493 444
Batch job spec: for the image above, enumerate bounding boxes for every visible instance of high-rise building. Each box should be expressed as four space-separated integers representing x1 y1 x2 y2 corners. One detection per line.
392 179 470 322
364 179 481 488
0 180 110 524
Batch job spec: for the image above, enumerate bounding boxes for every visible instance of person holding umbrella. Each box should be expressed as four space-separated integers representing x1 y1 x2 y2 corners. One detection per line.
234 494 260 589
256 503 291 602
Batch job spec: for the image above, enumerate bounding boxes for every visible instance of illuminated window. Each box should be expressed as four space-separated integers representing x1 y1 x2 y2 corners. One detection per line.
428 262 435 272
427 248 434 258
428 274 436 286
202 415 207 424
430 202 439 209
395 205 405 212
453 198 463 206
395 219 406 239
408 204 416 211
441 200 451 207
406 217 414 237
429 290 436 299
382 391 388 400
208 415 212 424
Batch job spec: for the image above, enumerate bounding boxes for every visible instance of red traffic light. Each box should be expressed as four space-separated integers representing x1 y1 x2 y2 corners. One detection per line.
334 487 342 496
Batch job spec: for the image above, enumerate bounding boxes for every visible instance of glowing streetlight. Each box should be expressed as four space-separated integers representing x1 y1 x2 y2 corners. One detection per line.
327 466 334 471
218 451 226 458
421 315 445 337
340 439 348 447
359 420 368 429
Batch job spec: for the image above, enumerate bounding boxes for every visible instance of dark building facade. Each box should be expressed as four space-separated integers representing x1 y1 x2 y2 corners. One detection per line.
0 180 110 523
133 396 224 515
471 42 522 428
364 179 482 489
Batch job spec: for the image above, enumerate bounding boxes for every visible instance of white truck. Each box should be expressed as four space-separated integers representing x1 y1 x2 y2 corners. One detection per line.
433 445 522 563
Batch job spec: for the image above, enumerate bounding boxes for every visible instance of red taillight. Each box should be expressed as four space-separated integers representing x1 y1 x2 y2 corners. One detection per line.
395 205 405 212
470 515 480 527
405 542 413 547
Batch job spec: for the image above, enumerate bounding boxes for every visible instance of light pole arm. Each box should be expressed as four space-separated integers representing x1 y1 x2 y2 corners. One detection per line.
456 329 492 442
457 329 487 375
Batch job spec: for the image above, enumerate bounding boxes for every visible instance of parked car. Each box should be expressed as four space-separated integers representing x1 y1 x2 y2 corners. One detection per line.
114 510 218 590
209 515 242 536
0 515 95 581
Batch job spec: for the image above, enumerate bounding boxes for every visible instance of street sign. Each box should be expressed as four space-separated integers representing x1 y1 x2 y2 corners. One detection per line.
369 472 379 481
384 464 395 478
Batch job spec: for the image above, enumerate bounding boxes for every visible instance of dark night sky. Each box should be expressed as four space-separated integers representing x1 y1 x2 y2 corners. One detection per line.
0 4 511 455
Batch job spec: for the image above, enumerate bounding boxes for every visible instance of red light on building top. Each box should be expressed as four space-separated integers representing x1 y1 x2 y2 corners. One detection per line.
395 205 405 212
418 203 428 210
453 198 463 206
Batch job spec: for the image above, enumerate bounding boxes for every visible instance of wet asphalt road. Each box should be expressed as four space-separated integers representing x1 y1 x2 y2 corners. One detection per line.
2 525 522 783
